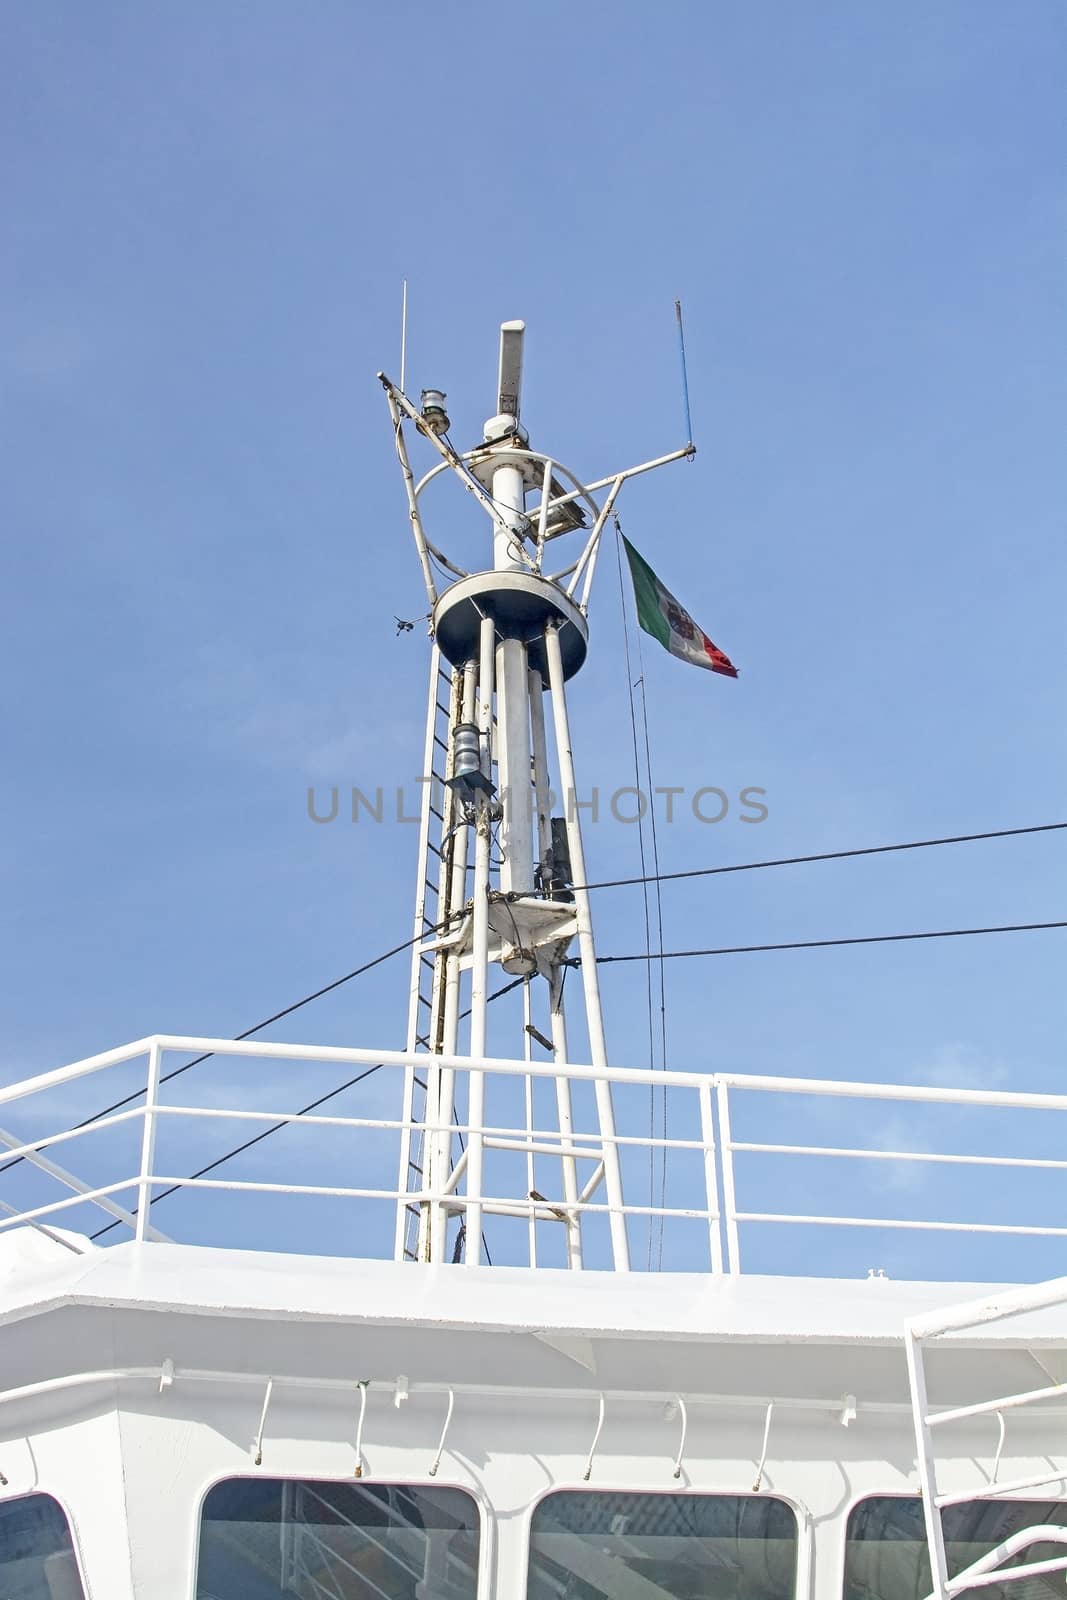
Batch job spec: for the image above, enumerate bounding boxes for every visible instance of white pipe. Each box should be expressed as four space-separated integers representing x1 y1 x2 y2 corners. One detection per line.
699 1083 724 1274
544 623 629 1271
534 456 553 569
135 1040 162 1243
379 375 498 520
946 1526 1067 1587
909 1274 1067 1341
566 475 623 605
731 1140 1067 1172
716 1081 741 1274
420 665 466 1263
496 639 533 893
672 1395 689 1479
523 980 537 1267
0 1037 156 1110
354 1380 368 1477
463 614 496 1262
547 964 582 1270
990 1410 1006 1485
738 1212 1067 1238
936 1468 1067 1507
906 1329 952 1600
252 1377 273 1466
0 1106 142 1164
399 648 446 1262
929 1381 1067 1430
0 1171 170 1242
752 1400 775 1491
428 1388 455 1477
582 1393 605 1481
385 389 437 609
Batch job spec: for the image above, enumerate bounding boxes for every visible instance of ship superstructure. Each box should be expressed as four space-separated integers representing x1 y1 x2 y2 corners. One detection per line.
1 319 1067 1600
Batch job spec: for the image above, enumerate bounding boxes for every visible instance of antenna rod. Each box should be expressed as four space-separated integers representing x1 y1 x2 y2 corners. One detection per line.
400 279 408 394
675 299 694 449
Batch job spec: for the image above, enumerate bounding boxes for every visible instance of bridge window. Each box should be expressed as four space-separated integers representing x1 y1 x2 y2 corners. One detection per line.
528 1490 798 1599
0 1492 85 1600
845 1495 1067 1600
197 1478 480 1599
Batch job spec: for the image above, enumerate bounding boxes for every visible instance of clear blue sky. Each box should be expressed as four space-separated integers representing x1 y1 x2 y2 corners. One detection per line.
2 2 1065 1274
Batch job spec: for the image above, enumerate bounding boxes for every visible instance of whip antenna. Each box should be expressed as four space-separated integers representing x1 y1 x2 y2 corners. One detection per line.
675 298 694 450
399 279 408 394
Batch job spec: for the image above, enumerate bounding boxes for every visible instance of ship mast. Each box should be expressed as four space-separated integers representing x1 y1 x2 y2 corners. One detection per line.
380 320 692 1267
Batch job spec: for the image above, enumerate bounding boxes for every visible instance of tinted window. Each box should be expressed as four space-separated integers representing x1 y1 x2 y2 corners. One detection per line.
845 1496 1067 1600
0 1493 85 1600
197 1477 480 1599
528 1490 798 1600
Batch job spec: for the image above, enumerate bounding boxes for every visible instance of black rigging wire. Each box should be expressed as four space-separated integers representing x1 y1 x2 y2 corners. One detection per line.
573 822 1067 895
587 920 1067 964
88 974 527 1243
0 919 462 1182
612 519 658 1269
9 817 1065 1249
636 668 670 1268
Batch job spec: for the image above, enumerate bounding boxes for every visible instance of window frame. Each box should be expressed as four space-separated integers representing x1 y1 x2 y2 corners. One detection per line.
190 1469 493 1600
521 1478 811 1600
837 1488 1067 1600
0 1486 89 1600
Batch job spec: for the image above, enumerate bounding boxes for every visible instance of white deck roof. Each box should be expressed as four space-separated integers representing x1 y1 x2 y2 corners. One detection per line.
2 1229 1065 1347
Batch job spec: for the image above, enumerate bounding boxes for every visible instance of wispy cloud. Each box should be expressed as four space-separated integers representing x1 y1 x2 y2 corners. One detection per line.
924 1042 1009 1092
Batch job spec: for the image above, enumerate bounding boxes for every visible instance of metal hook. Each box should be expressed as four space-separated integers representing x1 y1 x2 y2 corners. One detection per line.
252 1377 273 1466
672 1396 688 1480
429 1389 455 1478
752 1400 775 1491
991 1410 1006 1486
354 1380 369 1478
583 1393 606 1482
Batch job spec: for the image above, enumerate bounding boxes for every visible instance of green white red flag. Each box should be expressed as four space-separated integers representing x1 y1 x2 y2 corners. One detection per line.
622 536 738 679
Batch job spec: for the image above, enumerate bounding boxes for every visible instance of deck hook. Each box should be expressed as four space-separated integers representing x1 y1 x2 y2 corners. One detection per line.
991 1410 1006 1486
429 1388 455 1477
583 1393 606 1481
0 1465 7 1487
672 1395 688 1480
252 1377 273 1466
752 1400 775 1491
354 1380 369 1477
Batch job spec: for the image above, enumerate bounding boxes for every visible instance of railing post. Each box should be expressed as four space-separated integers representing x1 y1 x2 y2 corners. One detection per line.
135 1040 163 1243
715 1080 741 1274
905 1325 952 1600
698 1082 723 1273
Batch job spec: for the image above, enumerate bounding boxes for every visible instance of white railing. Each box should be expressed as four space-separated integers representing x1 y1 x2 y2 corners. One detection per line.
3 1036 1067 1276
905 1279 1067 1600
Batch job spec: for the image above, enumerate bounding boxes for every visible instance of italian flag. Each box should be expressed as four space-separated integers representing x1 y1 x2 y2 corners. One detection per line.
622 536 738 678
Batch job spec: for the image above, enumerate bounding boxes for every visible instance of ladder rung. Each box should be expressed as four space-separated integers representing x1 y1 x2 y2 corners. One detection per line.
433 734 448 753
429 805 445 824
436 700 451 717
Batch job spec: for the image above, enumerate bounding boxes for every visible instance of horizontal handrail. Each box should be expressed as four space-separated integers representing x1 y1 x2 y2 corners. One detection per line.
4 1032 1067 1273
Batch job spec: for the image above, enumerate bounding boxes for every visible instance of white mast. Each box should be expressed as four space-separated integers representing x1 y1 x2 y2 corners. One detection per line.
380 320 693 1266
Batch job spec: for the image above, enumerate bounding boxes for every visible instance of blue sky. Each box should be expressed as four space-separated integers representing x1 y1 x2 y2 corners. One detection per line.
2 2 1065 1274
